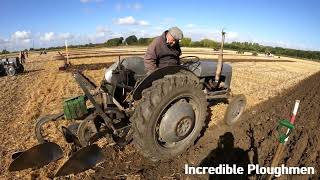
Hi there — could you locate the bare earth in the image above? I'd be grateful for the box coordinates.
[0,47,319,179]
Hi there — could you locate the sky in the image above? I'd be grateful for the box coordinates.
[0,0,319,51]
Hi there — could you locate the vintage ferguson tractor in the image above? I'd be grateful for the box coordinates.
[9,32,246,177]
[0,57,24,76]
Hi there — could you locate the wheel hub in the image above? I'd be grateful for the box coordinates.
[7,66,15,76]
[176,117,193,137]
[159,100,195,143]
[232,100,244,118]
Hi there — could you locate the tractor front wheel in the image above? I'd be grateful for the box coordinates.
[224,94,246,125]
[17,64,24,73]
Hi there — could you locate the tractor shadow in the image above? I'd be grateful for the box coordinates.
[199,125,259,180]
[22,69,45,74]
[0,69,44,77]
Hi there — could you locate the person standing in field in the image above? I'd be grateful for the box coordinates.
[19,51,25,63]
[144,27,183,73]
[25,50,28,59]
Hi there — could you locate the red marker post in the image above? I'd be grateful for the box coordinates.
[267,100,300,180]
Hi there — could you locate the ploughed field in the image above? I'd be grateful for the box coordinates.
[0,47,319,179]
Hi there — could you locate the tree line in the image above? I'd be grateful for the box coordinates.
[224,42,320,60]
[1,35,319,61]
[105,36,320,60]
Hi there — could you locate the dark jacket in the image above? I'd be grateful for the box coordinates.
[144,31,181,72]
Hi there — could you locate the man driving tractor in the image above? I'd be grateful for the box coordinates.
[144,27,183,73]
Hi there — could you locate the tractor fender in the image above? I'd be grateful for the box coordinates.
[132,65,198,100]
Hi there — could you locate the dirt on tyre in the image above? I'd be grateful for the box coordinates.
[131,72,208,161]
[224,94,246,126]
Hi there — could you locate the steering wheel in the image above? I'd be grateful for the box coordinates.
[180,56,201,71]
[180,56,200,64]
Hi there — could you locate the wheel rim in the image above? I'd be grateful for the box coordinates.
[7,67,15,76]
[176,116,193,137]
[154,94,200,149]
[78,119,99,146]
[35,113,64,143]
[231,99,245,121]
[158,99,195,143]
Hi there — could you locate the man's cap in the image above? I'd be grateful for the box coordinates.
[168,27,183,40]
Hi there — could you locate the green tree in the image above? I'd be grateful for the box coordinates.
[125,35,138,45]
[200,39,218,48]
[1,49,10,54]
[105,37,124,46]
[138,37,154,45]
[180,37,192,47]
[190,41,202,47]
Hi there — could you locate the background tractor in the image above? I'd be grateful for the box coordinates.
[0,57,24,76]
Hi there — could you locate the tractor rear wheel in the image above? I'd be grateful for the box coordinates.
[6,65,16,76]
[131,71,207,161]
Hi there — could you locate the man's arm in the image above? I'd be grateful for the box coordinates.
[176,43,182,65]
[144,39,159,72]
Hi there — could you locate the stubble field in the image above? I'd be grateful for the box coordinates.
[0,47,319,179]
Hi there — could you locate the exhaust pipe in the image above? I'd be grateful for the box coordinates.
[214,31,226,86]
